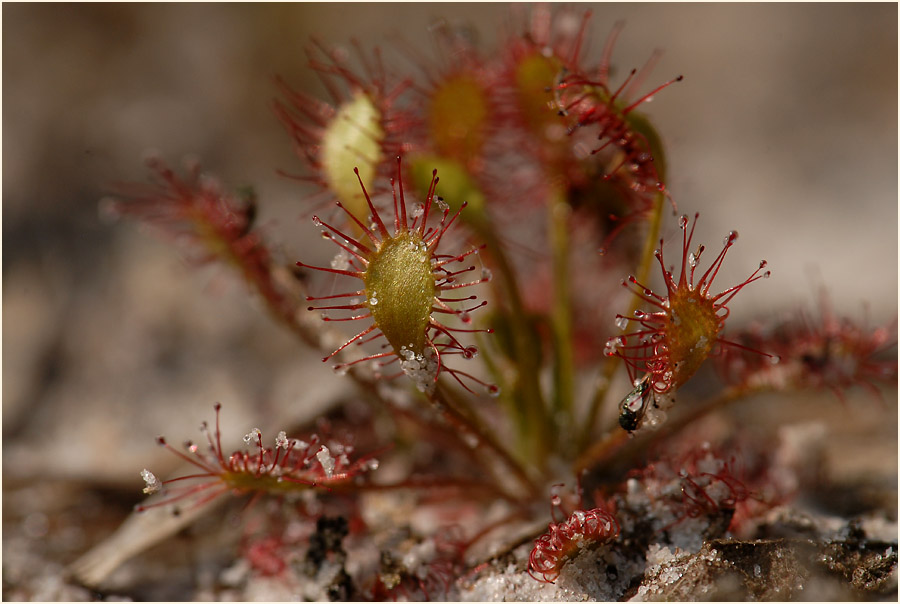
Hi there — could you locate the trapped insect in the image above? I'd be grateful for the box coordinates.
[618,373,654,432]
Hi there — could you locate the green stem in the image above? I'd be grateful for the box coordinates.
[548,184,575,439]
[475,222,551,466]
[577,190,668,452]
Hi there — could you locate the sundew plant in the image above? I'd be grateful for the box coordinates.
[70,5,897,600]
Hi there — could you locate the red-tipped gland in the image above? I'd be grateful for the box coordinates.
[502,10,683,249]
[102,159,288,313]
[297,157,496,396]
[527,506,620,584]
[715,290,897,399]
[273,39,412,221]
[136,405,380,513]
[607,213,773,394]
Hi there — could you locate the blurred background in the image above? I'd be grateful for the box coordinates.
[3,3,897,597]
